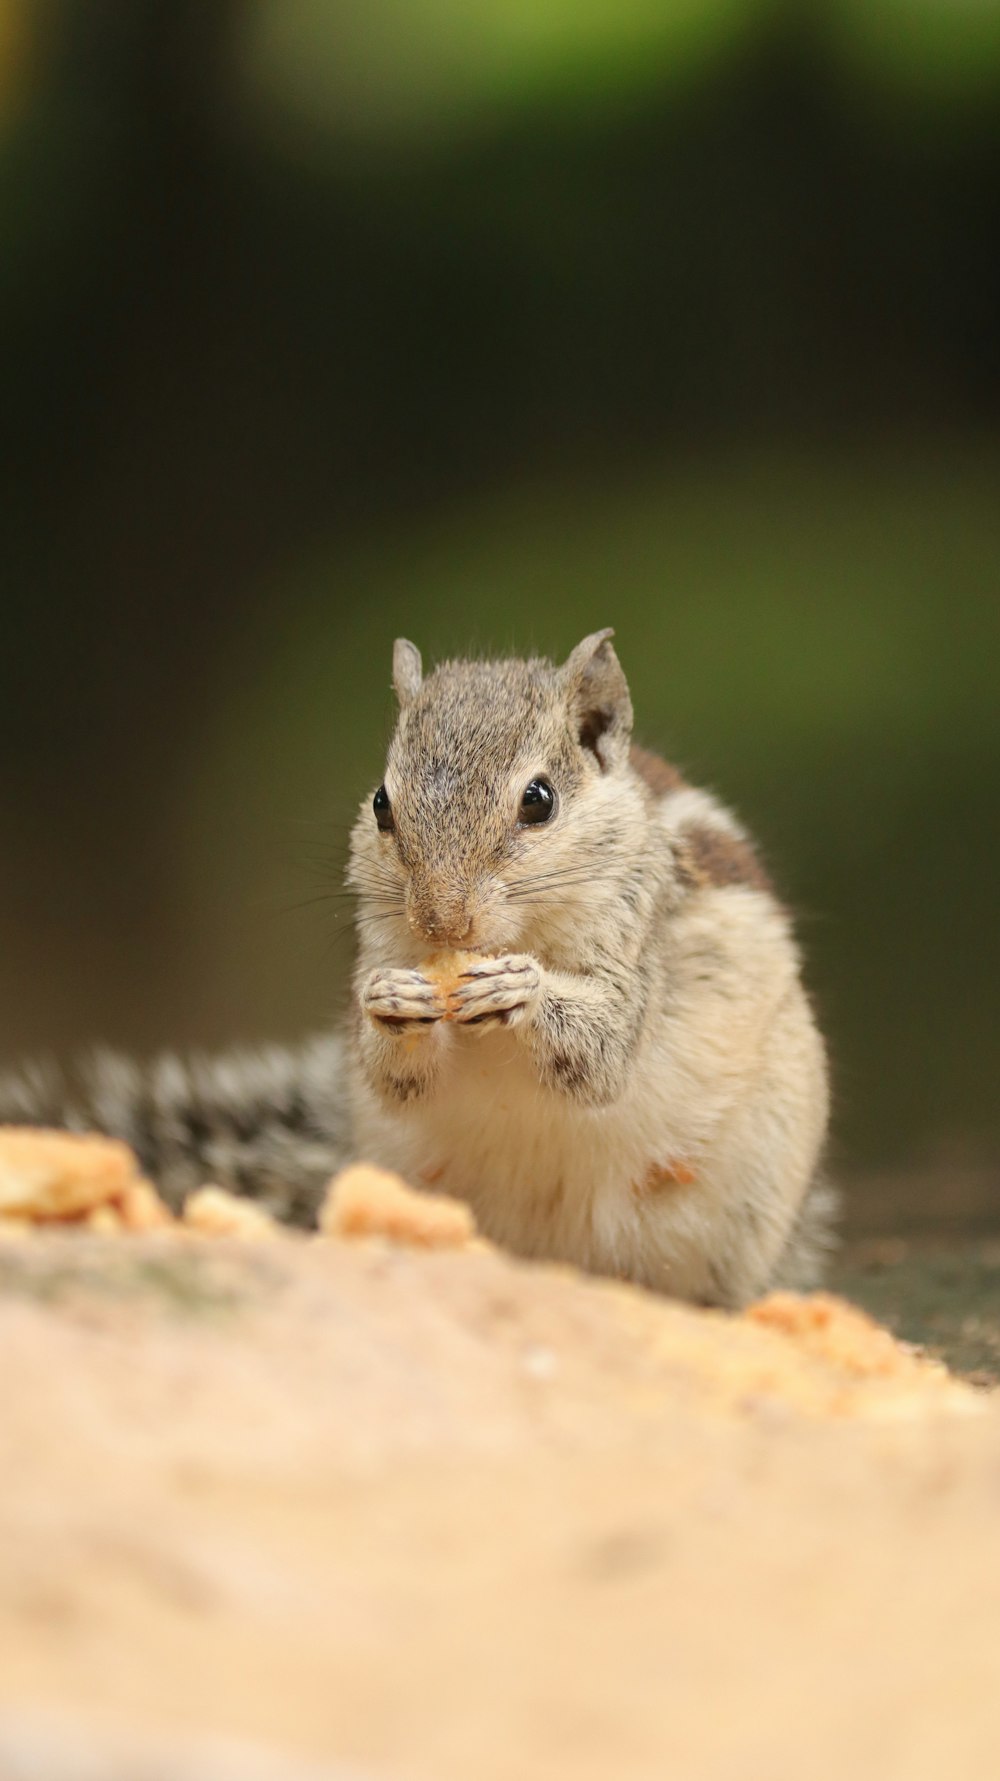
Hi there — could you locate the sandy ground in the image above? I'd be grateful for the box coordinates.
[0,1232,999,1781]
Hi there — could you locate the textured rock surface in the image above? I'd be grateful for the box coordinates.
[0,1233,997,1781]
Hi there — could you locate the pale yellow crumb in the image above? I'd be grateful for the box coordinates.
[420,949,489,1020]
[85,1204,124,1234]
[319,1162,476,1249]
[182,1185,283,1241]
[0,1214,33,1241]
[0,1127,138,1220]
[117,1177,175,1231]
[747,1291,913,1381]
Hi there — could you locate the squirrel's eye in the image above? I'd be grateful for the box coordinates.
[373,784,394,832]
[518,777,556,826]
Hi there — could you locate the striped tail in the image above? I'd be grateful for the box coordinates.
[773,1170,840,1289]
[0,1035,350,1226]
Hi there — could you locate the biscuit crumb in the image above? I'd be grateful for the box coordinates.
[85,1205,124,1234]
[747,1291,918,1380]
[635,1159,699,1195]
[0,1127,137,1220]
[319,1163,476,1249]
[118,1178,175,1231]
[183,1186,283,1241]
[0,1215,33,1241]
[421,951,488,1020]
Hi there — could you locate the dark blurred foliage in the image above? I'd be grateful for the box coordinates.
[0,0,997,1220]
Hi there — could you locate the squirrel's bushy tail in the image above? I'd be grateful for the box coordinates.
[0,1036,350,1225]
[772,1170,840,1290]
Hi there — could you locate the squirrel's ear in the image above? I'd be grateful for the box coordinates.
[392,638,423,706]
[561,628,633,771]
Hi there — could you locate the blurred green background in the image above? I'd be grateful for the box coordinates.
[0,0,997,1232]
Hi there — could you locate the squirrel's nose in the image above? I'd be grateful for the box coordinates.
[408,911,474,947]
[406,888,473,947]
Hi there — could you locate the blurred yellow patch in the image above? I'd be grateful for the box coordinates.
[0,0,33,120]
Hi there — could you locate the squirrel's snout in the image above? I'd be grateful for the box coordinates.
[405,885,475,948]
[407,911,475,947]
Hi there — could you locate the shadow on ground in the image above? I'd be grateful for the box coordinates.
[833,1239,1000,1385]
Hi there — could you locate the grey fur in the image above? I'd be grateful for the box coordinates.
[0,1036,349,1224]
[773,1172,841,1290]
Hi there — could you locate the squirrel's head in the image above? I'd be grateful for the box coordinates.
[348,630,644,954]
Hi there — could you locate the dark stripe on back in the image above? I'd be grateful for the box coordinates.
[630,744,772,894]
[629,744,688,798]
[678,825,773,895]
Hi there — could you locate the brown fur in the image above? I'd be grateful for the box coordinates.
[678,826,773,896]
[629,745,688,799]
[629,745,771,895]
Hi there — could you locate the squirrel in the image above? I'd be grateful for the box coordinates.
[0,631,833,1305]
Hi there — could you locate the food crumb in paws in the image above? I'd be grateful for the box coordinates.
[421,950,488,1020]
[319,1163,476,1249]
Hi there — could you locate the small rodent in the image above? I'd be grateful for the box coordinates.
[346,630,833,1305]
[0,630,833,1304]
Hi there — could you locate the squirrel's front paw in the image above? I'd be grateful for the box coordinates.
[361,967,443,1033]
[448,954,542,1029]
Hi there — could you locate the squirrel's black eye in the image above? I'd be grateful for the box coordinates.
[518,777,556,825]
[373,784,394,832]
